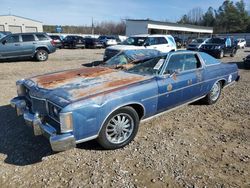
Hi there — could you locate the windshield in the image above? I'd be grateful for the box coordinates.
[126,56,166,75]
[192,38,205,43]
[121,37,147,46]
[105,52,131,66]
[206,38,225,44]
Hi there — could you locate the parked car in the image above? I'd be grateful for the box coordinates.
[62,35,85,49]
[243,54,250,68]
[84,37,103,49]
[174,36,186,48]
[199,37,237,59]
[49,35,63,49]
[0,32,56,61]
[10,50,239,151]
[236,38,246,49]
[186,38,209,51]
[104,34,176,61]
[0,31,11,39]
[98,35,117,47]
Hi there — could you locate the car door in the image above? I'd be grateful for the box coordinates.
[156,54,185,112]
[20,34,36,56]
[0,34,22,58]
[156,52,204,112]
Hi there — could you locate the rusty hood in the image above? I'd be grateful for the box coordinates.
[30,66,149,102]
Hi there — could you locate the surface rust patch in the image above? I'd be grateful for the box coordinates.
[32,67,115,88]
[71,76,146,100]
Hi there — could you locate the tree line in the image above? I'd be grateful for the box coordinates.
[43,20,126,35]
[44,0,249,35]
[178,0,250,33]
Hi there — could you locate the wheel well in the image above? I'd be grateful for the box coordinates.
[36,47,49,53]
[126,104,145,120]
[219,79,226,88]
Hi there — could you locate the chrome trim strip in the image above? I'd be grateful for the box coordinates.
[75,135,98,144]
[141,71,237,102]
[141,95,206,122]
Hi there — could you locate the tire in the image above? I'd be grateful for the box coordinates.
[203,81,222,105]
[36,49,48,61]
[219,50,224,59]
[97,106,139,149]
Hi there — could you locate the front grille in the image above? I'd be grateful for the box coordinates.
[31,97,47,115]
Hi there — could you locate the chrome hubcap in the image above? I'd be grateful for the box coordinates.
[38,51,47,60]
[106,113,134,144]
[210,82,220,101]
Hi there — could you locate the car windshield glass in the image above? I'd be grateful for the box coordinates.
[105,52,131,66]
[122,37,147,46]
[206,38,225,44]
[126,56,166,75]
[192,38,205,43]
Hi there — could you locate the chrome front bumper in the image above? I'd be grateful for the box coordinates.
[10,97,76,152]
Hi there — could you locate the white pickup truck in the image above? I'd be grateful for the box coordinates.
[103,34,176,61]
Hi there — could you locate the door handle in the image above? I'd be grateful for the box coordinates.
[14,44,20,46]
[33,42,37,44]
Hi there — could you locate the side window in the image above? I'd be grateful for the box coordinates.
[6,35,19,43]
[36,34,48,41]
[183,54,201,71]
[164,53,201,74]
[164,54,185,74]
[22,35,35,42]
[157,37,168,44]
[145,37,157,45]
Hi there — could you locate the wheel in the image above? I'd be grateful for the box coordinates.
[97,106,139,149]
[219,50,224,59]
[204,81,222,105]
[36,49,48,61]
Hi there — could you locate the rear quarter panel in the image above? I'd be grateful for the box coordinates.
[203,62,238,93]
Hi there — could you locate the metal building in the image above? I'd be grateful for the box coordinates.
[126,19,213,38]
[0,15,43,33]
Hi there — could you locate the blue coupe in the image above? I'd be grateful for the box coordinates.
[10,50,240,151]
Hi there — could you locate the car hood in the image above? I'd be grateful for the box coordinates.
[29,66,149,103]
[107,45,145,51]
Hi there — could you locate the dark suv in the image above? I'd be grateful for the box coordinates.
[199,37,237,59]
[62,35,85,49]
[0,33,56,61]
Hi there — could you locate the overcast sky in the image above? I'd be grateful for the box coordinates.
[0,0,247,25]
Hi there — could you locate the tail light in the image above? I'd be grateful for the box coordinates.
[50,40,56,46]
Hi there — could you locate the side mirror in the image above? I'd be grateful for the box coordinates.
[2,40,6,45]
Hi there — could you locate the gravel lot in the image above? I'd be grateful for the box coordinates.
[0,48,249,188]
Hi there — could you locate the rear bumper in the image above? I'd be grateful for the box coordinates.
[10,97,76,152]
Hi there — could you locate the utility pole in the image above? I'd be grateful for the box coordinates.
[91,17,94,35]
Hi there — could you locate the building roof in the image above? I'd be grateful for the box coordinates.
[126,19,213,33]
[0,14,42,23]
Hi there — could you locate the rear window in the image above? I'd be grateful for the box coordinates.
[36,34,48,41]
[22,34,35,42]
[199,52,220,65]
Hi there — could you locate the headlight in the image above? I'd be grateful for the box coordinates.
[60,112,73,133]
[16,80,25,96]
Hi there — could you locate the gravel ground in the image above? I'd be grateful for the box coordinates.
[0,48,249,188]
